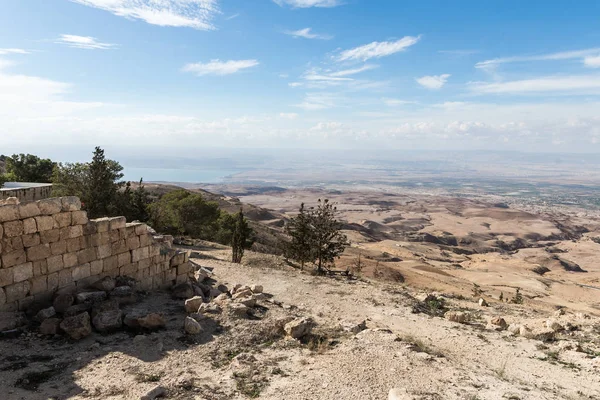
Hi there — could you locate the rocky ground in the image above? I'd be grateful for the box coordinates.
[0,242,599,400]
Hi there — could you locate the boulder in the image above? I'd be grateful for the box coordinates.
[490,317,508,330]
[110,286,137,305]
[340,320,367,334]
[184,316,202,335]
[444,311,469,324]
[519,326,535,339]
[36,307,56,322]
[76,291,107,304]
[115,276,137,288]
[209,288,222,299]
[554,308,566,317]
[91,299,119,318]
[251,285,263,294]
[284,318,314,339]
[532,329,555,342]
[92,310,123,332]
[60,312,92,340]
[93,277,116,292]
[229,284,243,295]
[217,284,229,293]
[0,312,27,332]
[124,311,165,330]
[478,298,489,307]
[546,319,564,332]
[172,283,194,299]
[232,289,252,300]
[193,270,208,282]
[189,313,207,322]
[184,296,205,313]
[227,303,249,319]
[141,386,167,400]
[213,293,230,305]
[63,303,92,317]
[507,324,522,335]
[198,303,222,314]
[53,294,74,314]
[40,318,62,335]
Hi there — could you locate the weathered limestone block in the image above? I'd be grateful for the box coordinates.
[54,212,72,228]
[0,288,4,306]
[134,224,148,235]
[132,246,149,263]
[138,258,151,271]
[18,202,41,219]
[96,244,112,259]
[102,255,118,272]
[112,240,129,255]
[82,221,97,235]
[127,236,140,251]
[50,240,67,256]
[23,218,37,234]
[3,220,24,237]
[177,262,192,276]
[93,218,110,233]
[66,237,81,253]
[47,272,59,292]
[32,260,47,276]
[0,268,14,287]
[118,228,128,240]
[58,268,73,288]
[61,197,81,212]
[63,252,78,268]
[0,204,19,223]
[71,211,88,225]
[40,229,60,244]
[22,233,40,248]
[13,263,34,282]
[27,244,51,262]
[60,312,91,340]
[5,281,30,303]
[30,276,48,295]
[77,248,97,265]
[139,233,151,247]
[170,252,186,267]
[108,217,126,231]
[2,249,27,268]
[60,225,83,240]
[2,237,23,252]
[117,252,131,267]
[38,198,62,215]
[35,215,55,231]
[119,262,138,276]
[47,255,65,274]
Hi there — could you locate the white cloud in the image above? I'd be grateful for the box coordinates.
[584,55,600,68]
[476,48,600,70]
[0,48,30,55]
[56,34,116,50]
[382,98,414,106]
[416,74,450,89]
[438,50,478,56]
[225,13,240,20]
[273,0,342,8]
[469,75,600,95]
[329,64,378,77]
[182,59,259,76]
[337,36,420,62]
[295,93,338,110]
[288,82,303,87]
[69,0,219,30]
[284,28,332,40]
[280,112,299,119]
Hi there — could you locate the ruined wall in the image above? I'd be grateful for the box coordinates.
[0,196,191,312]
[0,184,53,202]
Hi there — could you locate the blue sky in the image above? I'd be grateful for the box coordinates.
[1,0,600,155]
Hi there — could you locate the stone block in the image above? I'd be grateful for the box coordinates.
[32,260,48,276]
[177,262,192,276]
[102,255,118,272]
[3,220,23,237]
[170,252,186,267]
[30,276,48,295]
[5,281,30,303]
[109,230,121,243]
[72,264,91,281]
[111,240,128,254]
[77,248,97,265]
[54,212,72,228]
[58,268,73,288]
[27,244,51,262]
[35,215,55,231]
[38,198,62,215]
[139,233,151,247]
[96,244,112,259]
[71,211,88,225]
[0,268,14,287]
[0,288,4,306]
[63,252,78,268]
[132,247,150,263]
[60,225,83,240]
[22,233,40,248]
[117,252,131,267]
[119,262,138,276]
[0,205,19,222]
[40,228,61,244]
[47,272,59,292]
[127,236,140,251]
[13,263,33,282]
[80,235,93,249]
[93,218,110,233]
[118,228,127,240]
[2,249,27,268]
[108,216,126,231]
[2,237,23,252]
[18,202,41,219]
[166,267,177,282]
[66,237,82,253]
[90,260,103,275]
[134,224,148,235]
[149,245,161,258]
[125,225,137,238]
[82,221,97,235]
[61,196,81,212]
[47,255,64,274]
[18,296,35,311]
[50,240,67,256]
[138,257,151,271]
[23,218,38,234]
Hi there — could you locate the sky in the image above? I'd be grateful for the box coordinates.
[1,0,600,157]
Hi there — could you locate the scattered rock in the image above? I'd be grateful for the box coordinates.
[546,319,564,332]
[519,326,534,339]
[60,312,92,340]
[109,286,136,305]
[213,293,230,305]
[284,317,314,339]
[490,317,508,330]
[63,303,92,318]
[388,388,411,400]
[93,276,116,292]
[140,385,167,400]
[184,316,202,335]
[193,270,208,282]
[208,288,222,299]
[340,320,367,334]
[507,324,522,335]
[39,318,62,335]
[184,296,205,313]
[76,291,107,304]
[227,303,249,319]
[36,307,56,322]
[251,285,263,293]
[172,283,194,299]
[444,311,469,324]
[189,313,206,322]
[235,296,257,308]
[124,312,165,330]
[232,288,253,300]
[554,308,566,317]
[115,276,137,288]
[92,310,123,332]
[53,294,74,314]
[198,303,222,314]
[478,298,489,307]
[533,329,555,342]
[217,284,228,293]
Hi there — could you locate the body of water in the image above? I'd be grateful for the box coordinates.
[123,167,240,184]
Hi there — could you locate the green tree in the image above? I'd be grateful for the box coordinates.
[51,162,89,199]
[231,209,251,263]
[308,199,349,273]
[285,203,313,270]
[5,153,55,183]
[86,147,124,218]
[131,179,150,222]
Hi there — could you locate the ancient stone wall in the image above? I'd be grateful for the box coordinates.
[0,183,53,202]
[0,196,190,312]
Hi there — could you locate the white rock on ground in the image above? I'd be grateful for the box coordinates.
[184,296,205,313]
[184,316,202,335]
[284,317,313,339]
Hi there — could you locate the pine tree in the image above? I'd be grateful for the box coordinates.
[309,199,349,274]
[86,147,124,218]
[285,203,313,270]
[131,178,150,221]
[231,209,249,263]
